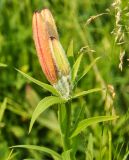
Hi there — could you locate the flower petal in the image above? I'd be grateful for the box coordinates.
[32,12,58,84]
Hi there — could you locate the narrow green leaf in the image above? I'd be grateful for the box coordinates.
[58,104,67,134]
[71,54,83,83]
[0,98,7,122]
[86,133,93,160]
[24,159,35,160]
[67,40,73,58]
[11,145,61,160]
[67,40,74,67]
[7,151,18,160]
[72,88,102,99]
[16,69,59,96]
[6,149,14,160]
[70,116,119,138]
[122,150,129,160]
[77,57,101,82]
[101,147,107,159]
[29,96,67,133]
[62,150,71,160]
[108,130,112,160]
[0,63,7,67]
[70,105,85,135]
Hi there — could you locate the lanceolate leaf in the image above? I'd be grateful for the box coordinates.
[123,150,129,160]
[86,133,93,159]
[6,149,14,160]
[62,150,71,160]
[72,88,102,99]
[0,98,7,122]
[71,53,83,83]
[11,145,61,160]
[29,96,67,133]
[70,115,119,138]
[16,69,59,96]
[67,40,74,67]
[77,57,101,83]
[67,40,73,58]
[0,63,8,67]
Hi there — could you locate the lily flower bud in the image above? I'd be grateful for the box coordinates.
[32,9,72,98]
[32,10,57,84]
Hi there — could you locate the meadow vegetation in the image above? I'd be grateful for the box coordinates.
[0,0,129,159]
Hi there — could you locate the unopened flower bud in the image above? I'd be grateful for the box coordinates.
[32,9,72,98]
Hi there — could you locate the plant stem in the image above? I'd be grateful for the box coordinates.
[108,130,112,160]
[64,101,71,150]
[58,102,71,151]
[58,101,76,160]
[58,103,71,147]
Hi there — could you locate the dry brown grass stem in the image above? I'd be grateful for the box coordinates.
[111,0,127,71]
[86,13,109,25]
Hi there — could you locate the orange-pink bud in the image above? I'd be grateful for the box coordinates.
[32,9,58,84]
[32,9,72,98]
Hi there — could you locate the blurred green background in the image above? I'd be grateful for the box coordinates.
[0,0,129,159]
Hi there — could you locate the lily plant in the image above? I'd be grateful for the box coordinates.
[12,9,118,160]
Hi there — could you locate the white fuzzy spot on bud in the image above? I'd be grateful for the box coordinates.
[53,74,72,99]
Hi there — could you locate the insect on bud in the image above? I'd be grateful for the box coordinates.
[32,9,72,98]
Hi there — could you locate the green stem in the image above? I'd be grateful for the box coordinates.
[58,102,76,160]
[108,130,112,160]
[64,102,71,150]
[58,102,71,151]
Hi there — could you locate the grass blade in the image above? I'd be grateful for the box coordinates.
[16,69,59,96]
[11,145,61,159]
[67,40,74,66]
[77,57,101,82]
[29,96,67,133]
[67,40,73,58]
[0,98,7,122]
[62,150,71,160]
[86,133,93,160]
[0,63,8,67]
[70,115,119,138]
[71,54,83,83]
[122,150,129,160]
[108,130,112,160]
[72,88,102,99]
[6,149,14,160]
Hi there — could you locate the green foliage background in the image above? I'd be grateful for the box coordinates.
[0,0,129,159]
